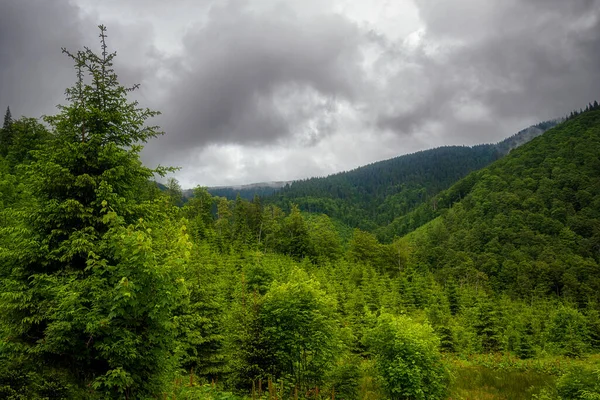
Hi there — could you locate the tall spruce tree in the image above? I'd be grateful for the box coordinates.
[0,26,188,398]
[2,106,11,130]
[0,106,13,156]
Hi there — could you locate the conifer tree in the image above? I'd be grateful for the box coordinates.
[517,322,535,359]
[0,106,13,156]
[2,106,11,130]
[474,296,502,352]
[0,25,188,398]
[446,279,460,315]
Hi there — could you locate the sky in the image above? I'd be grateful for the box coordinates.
[1,0,599,188]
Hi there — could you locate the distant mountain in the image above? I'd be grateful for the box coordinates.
[375,119,561,241]
[211,181,291,190]
[265,120,558,232]
[181,181,291,200]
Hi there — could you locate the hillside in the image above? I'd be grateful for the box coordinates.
[405,110,600,304]
[267,120,557,232]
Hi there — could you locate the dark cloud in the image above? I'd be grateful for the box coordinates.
[143,1,365,161]
[0,0,90,118]
[2,0,600,186]
[0,0,158,121]
[378,0,600,144]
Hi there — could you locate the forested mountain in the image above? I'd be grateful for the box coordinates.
[1,27,599,400]
[406,109,600,304]
[205,182,289,201]
[266,120,558,232]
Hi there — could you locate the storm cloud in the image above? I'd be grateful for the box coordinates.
[1,0,600,186]
[0,0,88,118]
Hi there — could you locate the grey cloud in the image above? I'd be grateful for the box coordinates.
[0,0,159,123]
[3,0,600,187]
[0,0,90,118]
[377,0,600,144]
[143,1,365,161]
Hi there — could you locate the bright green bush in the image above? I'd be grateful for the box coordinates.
[365,313,449,400]
[258,269,340,392]
[556,362,600,400]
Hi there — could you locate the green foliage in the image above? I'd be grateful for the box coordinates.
[365,313,449,400]
[406,111,600,307]
[556,361,600,400]
[0,107,14,157]
[0,26,187,398]
[256,269,339,391]
[546,306,590,357]
[277,204,311,260]
[306,214,342,264]
[270,145,503,233]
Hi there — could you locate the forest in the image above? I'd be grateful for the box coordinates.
[1,27,600,400]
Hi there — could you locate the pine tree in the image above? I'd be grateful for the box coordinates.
[0,106,13,156]
[517,322,535,359]
[2,106,11,130]
[475,296,502,353]
[0,25,187,398]
[446,279,460,315]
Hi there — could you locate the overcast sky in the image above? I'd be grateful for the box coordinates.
[1,0,599,187]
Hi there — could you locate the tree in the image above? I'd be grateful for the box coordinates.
[446,279,461,315]
[474,295,502,353]
[2,107,11,130]
[365,313,449,400]
[165,177,183,206]
[547,306,589,357]
[517,321,535,359]
[3,117,50,167]
[255,269,339,392]
[0,25,187,398]
[307,214,342,264]
[215,197,233,251]
[278,204,311,260]
[348,228,382,266]
[183,186,215,240]
[0,106,13,156]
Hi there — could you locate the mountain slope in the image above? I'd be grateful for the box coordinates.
[405,110,600,304]
[267,120,557,232]
[270,145,500,230]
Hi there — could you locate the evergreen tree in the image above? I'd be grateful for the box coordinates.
[3,117,50,167]
[183,186,215,241]
[278,204,311,259]
[2,106,11,131]
[446,279,461,315]
[517,322,535,359]
[165,177,183,206]
[0,106,13,156]
[0,26,187,398]
[474,296,502,352]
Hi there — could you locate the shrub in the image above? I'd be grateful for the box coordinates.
[365,313,449,400]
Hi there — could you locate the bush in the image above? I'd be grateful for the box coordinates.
[365,313,449,400]
[556,362,600,400]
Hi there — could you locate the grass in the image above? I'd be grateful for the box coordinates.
[166,354,600,399]
[448,366,556,400]
[447,353,600,400]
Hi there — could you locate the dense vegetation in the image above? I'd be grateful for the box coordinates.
[263,120,557,237]
[0,28,599,400]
